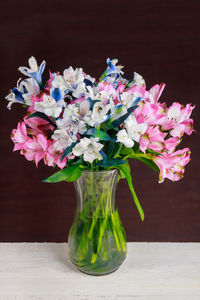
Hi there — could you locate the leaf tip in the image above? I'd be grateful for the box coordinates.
[42,179,49,183]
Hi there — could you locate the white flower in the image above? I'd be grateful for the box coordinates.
[63,66,86,98]
[51,74,66,89]
[125,115,147,142]
[56,102,89,134]
[22,78,40,105]
[34,94,65,118]
[133,72,145,87]
[18,56,46,84]
[6,78,40,109]
[116,129,134,148]
[89,102,111,126]
[52,128,77,151]
[110,104,127,120]
[72,137,103,163]
[120,91,141,109]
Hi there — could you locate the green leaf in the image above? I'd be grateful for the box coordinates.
[107,141,116,159]
[120,146,135,156]
[121,152,160,173]
[61,142,77,162]
[113,143,123,158]
[84,128,113,141]
[116,162,144,221]
[96,159,126,167]
[43,164,80,183]
[108,103,139,129]
[26,112,56,127]
[133,156,160,173]
[146,149,162,156]
[65,165,86,182]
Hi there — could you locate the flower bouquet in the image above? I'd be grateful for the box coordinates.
[6,57,194,275]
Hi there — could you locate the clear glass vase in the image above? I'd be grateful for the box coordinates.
[68,169,127,276]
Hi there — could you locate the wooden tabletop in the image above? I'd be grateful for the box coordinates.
[0,243,200,299]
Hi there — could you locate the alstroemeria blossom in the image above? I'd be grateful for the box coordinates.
[11,121,30,151]
[117,129,134,148]
[34,94,65,118]
[158,102,195,137]
[139,126,167,153]
[63,66,86,98]
[22,134,50,166]
[6,78,40,109]
[127,72,146,88]
[72,137,103,163]
[153,148,191,183]
[52,128,77,151]
[44,141,67,169]
[18,56,46,85]
[134,100,166,125]
[125,115,147,143]
[147,83,166,104]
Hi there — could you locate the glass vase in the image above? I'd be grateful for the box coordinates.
[68,169,127,276]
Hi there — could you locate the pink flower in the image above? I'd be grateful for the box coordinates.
[27,94,44,113]
[147,83,166,103]
[70,96,85,104]
[126,85,146,98]
[139,126,167,153]
[44,141,74,169]
[134,100,166,125]
[21,134,50,166]
[24,115,54,136]
[11,122,30,151]
[45,71,55,91]
[117,83,126,94]
[164,137,180,154]
[97,81,118,100]
[158,102,195,137]
[152,148,191,183]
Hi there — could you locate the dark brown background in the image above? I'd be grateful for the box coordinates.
[0,0,199,242]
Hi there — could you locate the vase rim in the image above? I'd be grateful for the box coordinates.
[81,169,119,174]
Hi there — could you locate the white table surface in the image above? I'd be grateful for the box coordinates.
[0,243,199,300]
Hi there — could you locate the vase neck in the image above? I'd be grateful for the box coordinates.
[74,170,119,217]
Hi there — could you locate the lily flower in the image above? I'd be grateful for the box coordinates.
[134,100,166,125]
[72,137,103,163]
[116,129,134,148]
[56,102,88,134]
[63,66,86,98]
[21,134,50,166]
[120,91,141,109]
[6,78,40,109]
[99,58,124,83]
[11,121,30,151]
[44,141,68,169]
[152,148,191,183]
[127,72,146,88]
[158,102,195,137]
[34,94,65,118]
[18,56,46,86]
[52,128,78,151]
[125,115,147,143]
[90,101,112,126]
[139,125,167,153]
[148,83,166,103]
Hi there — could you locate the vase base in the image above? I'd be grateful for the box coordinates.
[76,265,121,276]
[70,252,126,276]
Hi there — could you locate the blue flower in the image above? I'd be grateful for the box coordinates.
[18,56,46,86]
[99,58,124,83]
[6,78,40,109]
[50,87,63,102]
